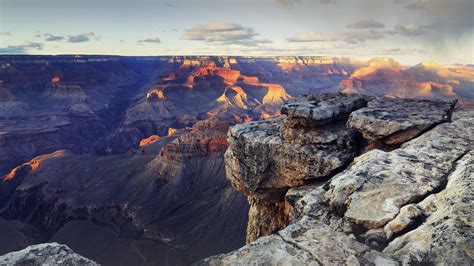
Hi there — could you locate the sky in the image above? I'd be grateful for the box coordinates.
[0,0,473,65]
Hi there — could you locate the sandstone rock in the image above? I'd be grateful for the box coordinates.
[325,110,473,229]
[226,117,356,201]
[0,243,97,265]
[225,93,371,243]
[201,216,398,265]
[213,91,473,264]
[347,97,457,145]
[199,235,316,265]
[383,151,474,265]
[246,196,288,243]
[281,93,371,127]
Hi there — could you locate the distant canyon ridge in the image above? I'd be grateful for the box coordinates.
[0,55,473,265]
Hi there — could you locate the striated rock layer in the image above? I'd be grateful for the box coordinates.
[205,93,473,264]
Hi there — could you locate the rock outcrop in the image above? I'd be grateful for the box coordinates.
[0,243,97,265]
[225,93,371,242]
[347,97,456,145]
[205,93,473,265]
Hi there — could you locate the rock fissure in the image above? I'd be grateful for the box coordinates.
[275,232,323,265]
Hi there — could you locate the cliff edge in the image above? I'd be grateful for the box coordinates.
[201,93,472,265]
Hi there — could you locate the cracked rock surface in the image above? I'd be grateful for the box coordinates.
[203,93,473,265]
[0,243,97,265]
[347,97,457,145]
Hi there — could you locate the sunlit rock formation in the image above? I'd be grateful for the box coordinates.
[203,93,473,265]
[225,93,371,242]
[347,97,456,145]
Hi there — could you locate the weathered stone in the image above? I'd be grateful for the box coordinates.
[347,97,456,145]
[281,92,371,127]
[226,117,356,201]
[200,216,398,265]
[281,120,359,148]
[325,110,473,229]
[0,243,97,265]
[384,151,474,265]
[384,203,423,239]
[246,196,288,243]
[199,235,316,265]
[216,92,473,265]
[285,184,321,210]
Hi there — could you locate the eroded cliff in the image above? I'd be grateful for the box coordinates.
[202,93,472,265]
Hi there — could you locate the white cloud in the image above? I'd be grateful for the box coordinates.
[347,19,385,29]
[138,36,161,43]
[67,32,99,43]
[0,41,43,54]
[181,22,262,45]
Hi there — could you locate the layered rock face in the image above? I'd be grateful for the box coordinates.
[225,93,372,242]
[0,243,97,265]
[207,93,473,264]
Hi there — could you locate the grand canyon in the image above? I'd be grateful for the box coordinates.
[0,55,473,265]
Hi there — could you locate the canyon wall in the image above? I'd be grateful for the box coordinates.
[203,93,472,265]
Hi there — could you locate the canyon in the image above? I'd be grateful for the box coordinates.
[0,55,473,265]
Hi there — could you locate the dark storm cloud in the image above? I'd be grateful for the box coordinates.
[399,0,473,38]
[67,32,99,43]
[347,20,385,29]
[0,41,43,54]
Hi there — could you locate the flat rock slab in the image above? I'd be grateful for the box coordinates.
[325,111,474,229]
[347,98,456,145]
[383,151,474,265]
[281,93,371,127]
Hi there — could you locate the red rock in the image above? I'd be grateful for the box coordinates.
[139,135,160,147]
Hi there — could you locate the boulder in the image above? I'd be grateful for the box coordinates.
[281,93,371,127]
[383,150,474,265]
[347,97,457,145]
[325,111,473,229]
[200,217,397,265]
[0,243,97,265]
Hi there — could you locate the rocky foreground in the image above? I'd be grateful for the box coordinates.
[201,93,473,265]
[0,243,97,265]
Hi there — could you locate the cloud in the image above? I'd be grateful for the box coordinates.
[45,33,65,41]
[346,19,385,29]
[275,0,335,6]
[343,30,384,43]
[287,30,384,44]
[138,36,161,43]
[286,32,339,42]
[67,32,99,43]
[387,24,428,36]
[0,41,43,54]
[383,48,424,55]
[0,32,12,36]
[181,22,260,45]
[400,0,473,39]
